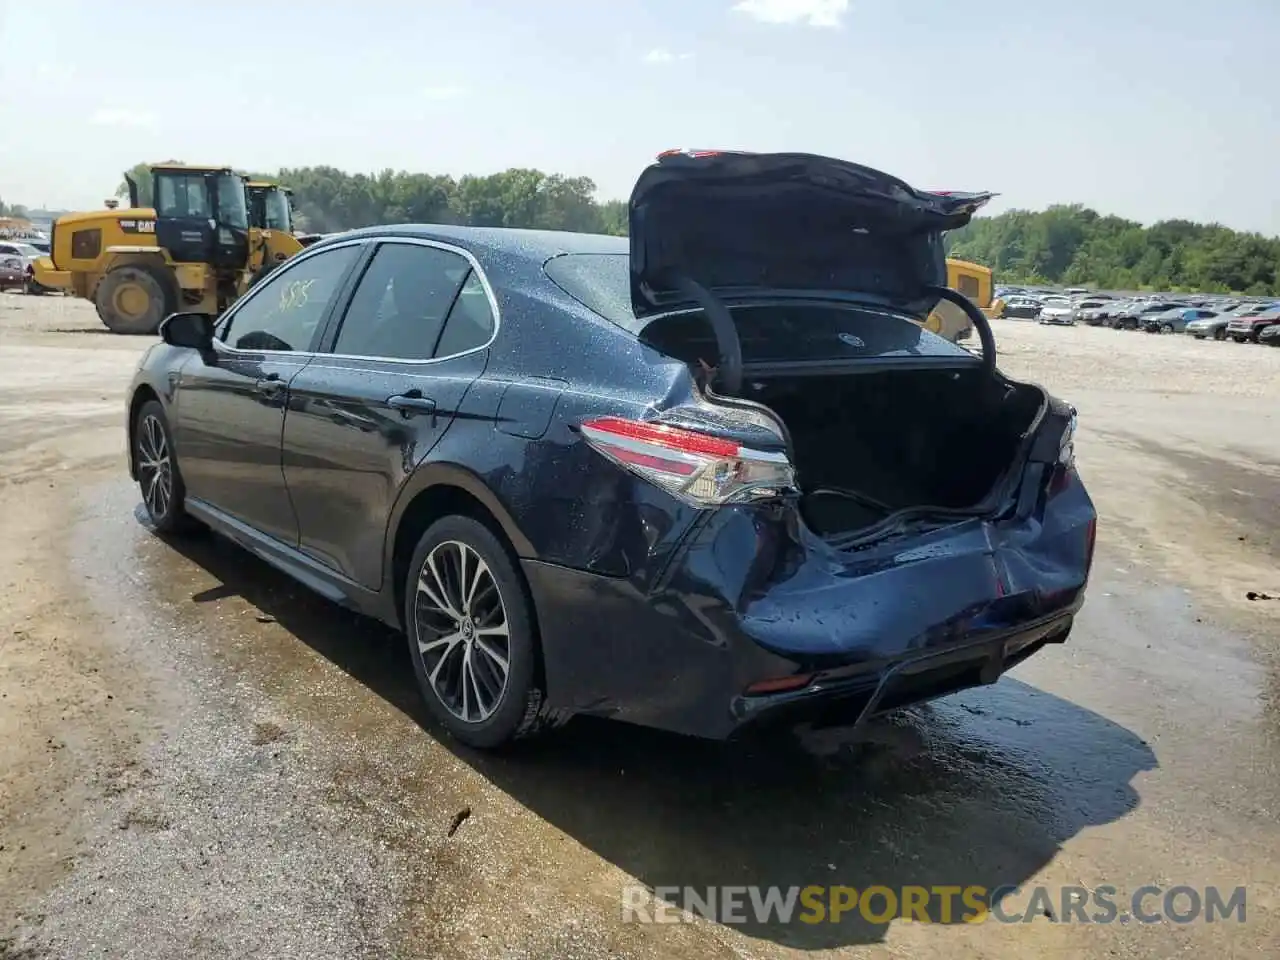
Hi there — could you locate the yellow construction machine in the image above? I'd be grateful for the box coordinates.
[246,180,325,253]
[32,163,305,334]
[924,258,1002,342]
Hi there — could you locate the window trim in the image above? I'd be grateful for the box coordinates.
[214,235,501,364]
[214,237,375,356]
[320,236,501,365]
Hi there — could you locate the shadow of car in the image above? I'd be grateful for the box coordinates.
[152,515,1157,950]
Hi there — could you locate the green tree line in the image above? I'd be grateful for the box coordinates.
[114,164,1280,294]
[118,162,628,237]
[945,204,1280,295]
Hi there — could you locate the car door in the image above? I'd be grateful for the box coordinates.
[281,238,496,589]
[173,240,366,545]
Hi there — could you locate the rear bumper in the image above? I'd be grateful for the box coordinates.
[728,610,1074,735]
[524,470,1096,740]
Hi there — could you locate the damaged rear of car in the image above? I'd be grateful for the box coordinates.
[534,150,1096,740]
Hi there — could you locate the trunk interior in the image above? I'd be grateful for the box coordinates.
[638,300,1048,538]
[742,369,1045,535]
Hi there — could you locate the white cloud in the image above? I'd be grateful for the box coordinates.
[89,108,157,128]
[421,85,466,101]
[731,0,849,27]
[643,47,694,64]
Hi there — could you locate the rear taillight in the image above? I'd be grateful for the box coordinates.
[1057,412,1077,471]
[1048,412,1078,496]
[744,673,815,696]
[580,415,796,507]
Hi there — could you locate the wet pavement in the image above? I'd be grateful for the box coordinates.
[2,303,1279,958]
[4,477,1268,958]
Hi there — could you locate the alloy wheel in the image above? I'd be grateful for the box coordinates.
[414,540,511,724]
[137,414,173,519]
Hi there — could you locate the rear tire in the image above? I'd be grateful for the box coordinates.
[1213,328,1226,341]
[403,515,543,750]
[133,399,194,534]
[1232,336,1247,343]
[96,266,173,335]
[1160,323,1174,334]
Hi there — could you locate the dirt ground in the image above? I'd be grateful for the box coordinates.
[1,292,1277,959]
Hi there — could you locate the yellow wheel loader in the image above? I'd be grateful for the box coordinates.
[245,180,321,246]
[924,258,1002,343]
[31,164,304,335]
[243,179,311,286]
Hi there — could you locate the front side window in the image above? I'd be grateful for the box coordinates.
[957,273,981,298]
[331,243,473,361]
[219,244,362,352]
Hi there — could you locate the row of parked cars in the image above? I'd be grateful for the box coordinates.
[0,235,54,295]
[995,288,1280,346]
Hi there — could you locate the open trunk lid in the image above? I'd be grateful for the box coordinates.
[628,150,994,321]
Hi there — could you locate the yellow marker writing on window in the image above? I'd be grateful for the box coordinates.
[278,278,317,312]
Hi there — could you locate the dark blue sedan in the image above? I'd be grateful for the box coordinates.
[125,150,1097,749]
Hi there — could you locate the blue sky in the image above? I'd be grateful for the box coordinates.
[2,0,1278,234]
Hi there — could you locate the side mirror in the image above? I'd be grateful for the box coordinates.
[159,311,216,355]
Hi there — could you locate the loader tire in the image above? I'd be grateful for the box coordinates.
[96,266,174,335]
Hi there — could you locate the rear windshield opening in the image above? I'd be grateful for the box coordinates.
[543,252,976,367]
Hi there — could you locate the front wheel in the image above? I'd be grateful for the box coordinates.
[133,399,192,533]
[404,516,543,749]
[96,266,173,335]
[1213,328,1226,341]
[1232,336,1247,343]
[1161,323,1174,334]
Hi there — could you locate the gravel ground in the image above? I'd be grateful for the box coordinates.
[0,293,1277,959]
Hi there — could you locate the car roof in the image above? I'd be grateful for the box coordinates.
[312,224,628,264]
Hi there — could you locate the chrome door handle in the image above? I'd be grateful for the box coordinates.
[386,391,436,419]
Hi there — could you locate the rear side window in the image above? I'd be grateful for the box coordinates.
[332,243,471,361]
[434,271,495,356]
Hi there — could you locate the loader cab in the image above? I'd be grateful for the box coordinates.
[246,181,295,233]
[134,164,249,269]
